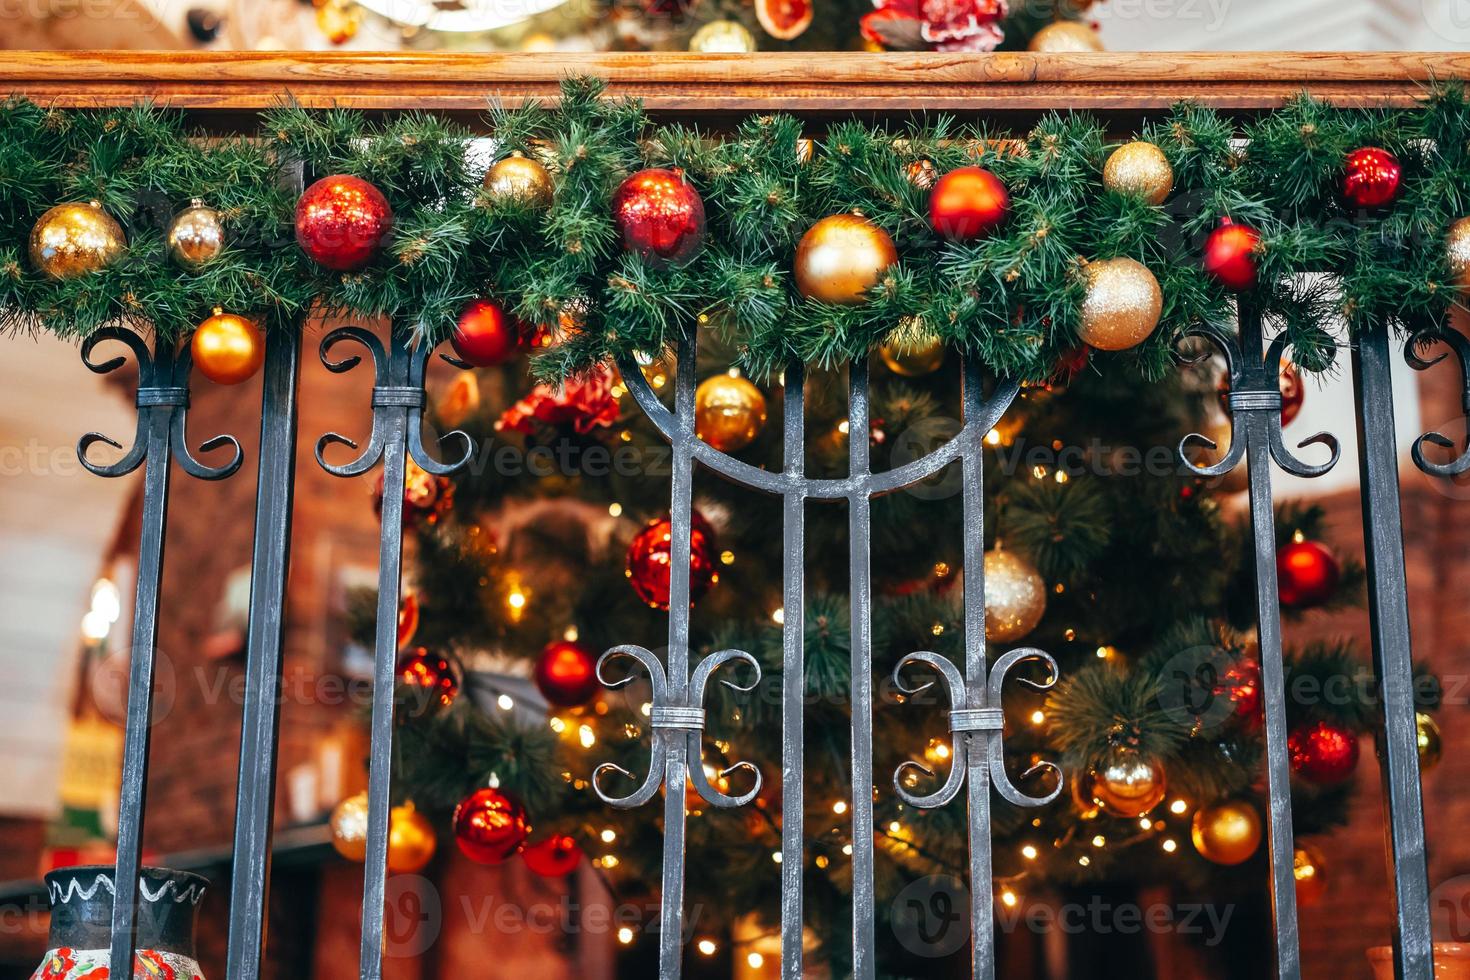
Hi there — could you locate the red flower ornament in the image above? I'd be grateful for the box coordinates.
[496,363,620,435]
[860,0,1007,51]
[134,950,176,980]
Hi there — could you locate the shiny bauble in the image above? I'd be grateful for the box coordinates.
[167,199,225,268]
[626,511,718,611]
[1293,842,1328,907]
[879,333,945,376]
[453,788,530,865]
[755,0,812,40]
[794,214,898,305]
[1103,141,1174,206]
[534,640,600,707]
[1202,218,1261,292]
[694,374,768,452]
[1028,21,1105,51]
[1288,719,1360,784]
[397,592,420,649]
[330,792,370,862]
[29,202,126,279]
[1218,656,1263,732]
[611,168,706,267]
[522,834,582,877]
[483,152,554,209]
[295,174,393,271]
[1190,799,1262,865]
[315,0,360,44]
[396,647,459,711]
[1416,711,1443,772]
[1070,771,1101,820]
[928,166,1009,242]
[1277,539,1340,609]
[1446,217,1470,293]
[1089,748,1167,818]
[191,311,265,386]
[387,803,438,874]
[1343,147,1402,209]
[905,159,938,190]
[983,549,1046,644]
[452,298,521,367]
[1218,356,1305,428]
[689,19,757,51]
[1078,257,1162,351]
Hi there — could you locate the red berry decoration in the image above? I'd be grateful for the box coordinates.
[1289,720,1360,784]
[452,298,521,367]
[1277,538,1341,609]
[535,640,600,707]
[626,510,718,611]
[928,166,1009,242]
[396,648,459,710]
[1202,218,1261,292]
[452,788,529,864]
[1343,147,1402,210]
[610,168,706,267]
[521,834,582,877]
[295,174,393,271]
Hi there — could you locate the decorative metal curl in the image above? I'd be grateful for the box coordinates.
[892,648,1062,810]
[1177,324,1340,480]
[592,644,763,809]
[1404,326,1470,477]
[315,325,475,479]
[77,327,242,481]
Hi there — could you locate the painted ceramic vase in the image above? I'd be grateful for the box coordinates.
[32,866,208,980]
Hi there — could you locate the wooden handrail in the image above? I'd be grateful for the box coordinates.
[0,51,1465,125]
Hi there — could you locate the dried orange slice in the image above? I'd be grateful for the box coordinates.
[756,0,814,40]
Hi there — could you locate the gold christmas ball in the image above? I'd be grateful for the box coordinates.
[1078,257,1163,352]
[695,373,768,452]
[1103,142,1174,206]
[983,548,1046,644]
[191,310,265,386]
[387,803,438,874]
[1416,711,1442,772]
[1190,798,1262,865]
[689,20,757,52]
[1293,842,1328,907]
[29,201,126,280]
[483,152,554,209]
[330,792,370,862]
[167,198,225,268]
[1071,771,1101,820]
[1028,21,1105,51]
[879,330,945,377]
[1446,217,1470,292]
[1089,748,1167,818]
[795,214,898,305]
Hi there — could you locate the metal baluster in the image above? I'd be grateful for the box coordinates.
[75,329,243,978]
[226,332,302,979]
[847,358,877,980]
[1353,316,1433,979]
[780,361,806,980]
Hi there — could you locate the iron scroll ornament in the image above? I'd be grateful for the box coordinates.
[1404,325,1470,477]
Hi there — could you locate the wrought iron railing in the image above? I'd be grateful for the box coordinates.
[3,50,1465,980]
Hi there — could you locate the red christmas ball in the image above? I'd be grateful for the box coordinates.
[1343,147,1402,209]
[1202,218,1261,292]
[535,640,600,707]
[1218,657,1263,732]
[396,648,459,710]
[295,174,393,271]
[928,166,1009,242]
[626,510,718,610]
[452,788,529,864]
[452,298,520,367]
[611,168,706,267]
[521,834,582,877]
[1289,719,1360,784]
[1277,539,1340,609]
[1218,356,1306,428]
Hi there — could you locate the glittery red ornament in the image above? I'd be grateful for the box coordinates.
[1277,539,1340,609]
[295,174,393,271]
[1343,147,1402,210]
[1219,356,1305,427]
[452,788,529,864]
[534,640,600,707]
[452,299,521,367]
[928,166,1009,241]
[611,168,706,267]
[1289,719,1360,783]
[1202,218,1261,292]
[626,510,718,610]
[396,648,458,710]
[1218,657,1262,732]
[521,834,582,877]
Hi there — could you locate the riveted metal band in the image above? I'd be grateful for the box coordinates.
[372,386,426,409]
[1229,390,1282,413]
[651,706,706,731]
[949,708,1004,732]
[138,387,189,408]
